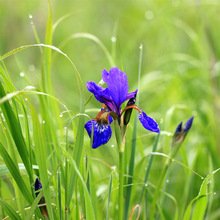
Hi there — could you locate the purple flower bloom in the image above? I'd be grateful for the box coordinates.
[85,67,160,148]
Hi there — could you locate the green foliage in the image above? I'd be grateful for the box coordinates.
[1,0,220,219]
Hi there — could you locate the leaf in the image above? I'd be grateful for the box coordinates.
[0,143,42,218]
[183,168,220,220]
[0,81,33,181]
[26,191,44,219]
[62,148,96,220]
[30,103,54,219]
[0,198,22,220]
[106,174,112,220]
[192,168,220,220]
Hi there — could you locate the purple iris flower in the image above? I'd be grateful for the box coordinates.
[85,67,160,149]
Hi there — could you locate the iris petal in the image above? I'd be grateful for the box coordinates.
[85,120,112,149]
[139,111,160,133]
[126,89,138,101]
[102,67,129,114]
[86,81,117,112]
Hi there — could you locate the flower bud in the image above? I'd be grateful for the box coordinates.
[123,95,136,126]
[171,116,194,157]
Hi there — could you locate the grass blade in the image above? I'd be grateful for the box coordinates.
[26,191,44,219]
[0,81,33,182]
[192,168,220,220]
[106,174,113,220]
[124,44,143,220]
[63,148,96,220]
[30,102,54,219]
[0,143,42,218]
[0,198,22,220]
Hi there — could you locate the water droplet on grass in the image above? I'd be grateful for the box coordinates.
[166,179,169,183]
[145,183,148,187]
[29,14,33,19]
[111,36,116,42]
[59,114,63,117]
[214,192,216,195]
[20,72,25,77]
[111,144,114,148]
[111,166,116,171]
[42,120,45,124]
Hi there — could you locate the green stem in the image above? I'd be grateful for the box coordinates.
[114,120,124,220]
[119,151,124,220]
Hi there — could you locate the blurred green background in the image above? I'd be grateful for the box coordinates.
[1,0,220,219]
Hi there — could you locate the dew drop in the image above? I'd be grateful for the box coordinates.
[111,36,116,42]
[201,177,204,180]
[20,72,25,77]
[139,45,143,49]
[111,144,114,148]
[166,179,169,183]
[42,120,45,124]
[214,192,216,195]
[111,166,116,171]
[172,159,174,162]
[145,11,154,20]
[59,114,63,118]
[29,14,33,19]
[145,183,148,187]
[25,98,28,101]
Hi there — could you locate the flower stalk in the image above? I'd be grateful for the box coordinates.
[114,120,125,219]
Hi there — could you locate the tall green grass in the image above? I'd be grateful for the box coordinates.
[1,0,220,219]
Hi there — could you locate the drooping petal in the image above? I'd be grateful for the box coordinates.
[138,111,160,133]
[102,67,129,112]
[85,120,112,149]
